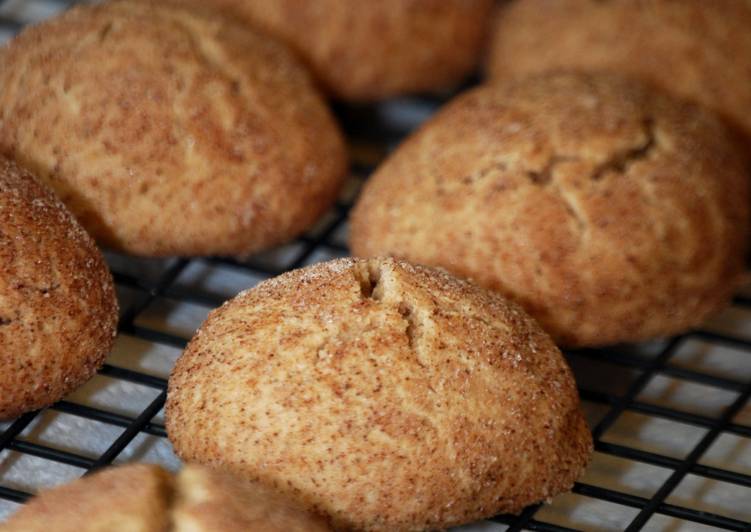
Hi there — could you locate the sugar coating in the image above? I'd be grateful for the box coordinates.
[0,0,347,257]
[156,0,495,101]
[0,157,118,420]
[166,257,592,531]
[350,72,750,347]
[2,463,330,531]
[487,0,751,144]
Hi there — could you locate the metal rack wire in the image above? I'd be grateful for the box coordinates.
[1,1,750,530]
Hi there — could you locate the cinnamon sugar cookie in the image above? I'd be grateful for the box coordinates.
[166,257,591,531]
[487,0,751,144]
[160,0,494,101]
[2,464,330,531]
[0,1,347,256]
[0,157,117,419]
[351,73,749,347]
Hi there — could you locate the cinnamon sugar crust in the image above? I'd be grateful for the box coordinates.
[487,0,751,145]
[0,157,118,420]
[166,257,592,531]
[350,72,750,347]
[2,464,330,531]
[156,0,494,101]
[0,1,347,256]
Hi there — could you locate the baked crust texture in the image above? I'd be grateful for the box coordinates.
[0,157,118,420]
[487,0,751,144]
[350,72,750,347]
[160,0,494,101]
[0,0,347,256]
[166,257,592,531]
[1,463,330,531]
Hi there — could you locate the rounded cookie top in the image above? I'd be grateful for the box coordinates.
[0,157,118,420]
[487,0,751,144]
[166,257,591,531]
[350,72,749,347]
[160,0,494,101]
[0,0,347,256]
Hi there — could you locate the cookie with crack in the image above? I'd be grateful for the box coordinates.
[2,463,331,531]
[0,0,347,257]
[350,72,749,347]
[486,0,751,145]
[166,257,592,531]
[0,157,118,420]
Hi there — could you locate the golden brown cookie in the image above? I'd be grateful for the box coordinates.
[350,72,749,347]
[173,464,331,531]
[1,465,172,532]
[0,158,118,420]
[0,1,347,257]
[166,257,592,531]
[157,0,494,101]
[1,464,330,532]
[487,0,751,144]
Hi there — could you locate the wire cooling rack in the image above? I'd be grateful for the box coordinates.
[1,1,751,530]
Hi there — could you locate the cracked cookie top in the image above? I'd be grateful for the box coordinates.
[0,157,118,420]
[0,0,347,257]
[166,257,592,531]
[350,72,750,348]
[2,463,331,531]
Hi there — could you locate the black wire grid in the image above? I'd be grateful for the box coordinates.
[1,1,751,530]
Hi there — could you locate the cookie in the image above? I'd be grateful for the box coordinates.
[1,465,171,532]
[2,464,330,531]
[350,72,749,347]
[0,157,118,420]
[173,464,331,531]
[166,257,592,531]
[0,0,347,256]
[487,0,751,144]
[159,0,494,101]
